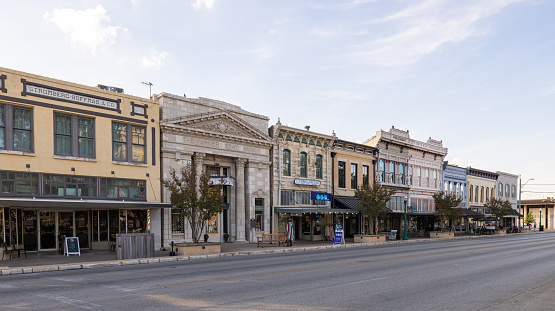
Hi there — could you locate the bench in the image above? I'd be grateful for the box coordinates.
[257,233,286,247]
[2,243,26,260]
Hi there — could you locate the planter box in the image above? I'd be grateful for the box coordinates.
[494,230,507,235]
[521,229,531,233]
[429,231,454,239]
[353,235,386,243]
[175,243,221,256]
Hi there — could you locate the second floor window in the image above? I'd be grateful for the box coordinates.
[408,165,413,185]
[390,161,395,184]
[55,114,95,157]
[362,165,369,186]
[338,161,345,188]
[0,104,33,152]
[498,183,503,197]
[112,122,145,163]
[379,160,385,182]
[315,154,322,179]
[351,163,357,190]
[0,105,4,149]
[300,152,307,178]
[283,149,291,176]
[399,164,404,185]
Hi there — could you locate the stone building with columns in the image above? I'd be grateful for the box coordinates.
[158,94,272,245]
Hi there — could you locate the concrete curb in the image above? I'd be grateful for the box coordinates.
[0,232,543,276]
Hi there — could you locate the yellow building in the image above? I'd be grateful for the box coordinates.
[0,67,168,252]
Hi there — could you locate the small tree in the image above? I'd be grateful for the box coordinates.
[163,163,224,243]
[354,182,396,235]
[433,192,462,232]
[524,211,535,226]
[484,198,514,229]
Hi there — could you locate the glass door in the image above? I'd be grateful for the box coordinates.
[75,211,89,249]
[22,210,37,251]
[40,211,56,250]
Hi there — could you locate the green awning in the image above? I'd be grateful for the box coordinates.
[274,207,355,214]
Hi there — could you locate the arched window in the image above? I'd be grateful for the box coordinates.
[399,164,405,185]
[390,161,396,183]
[512,185,516,198]
[498,183,503,197]
[379,160,385,182]
[300,152,307,178]
[486,187,489,202]
[469,185,473,202]
[283,149,291,176]
[315,154,322,179]
[505,184,510,197]
[491,188,494,200]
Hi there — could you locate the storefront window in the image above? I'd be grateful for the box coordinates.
[99,210,108,241]
[255,198,264,231]
[172,208,184,233]
[126,210,148,233]
[109,209,119,241]
[100,178,146,200]
[0,171,39,196]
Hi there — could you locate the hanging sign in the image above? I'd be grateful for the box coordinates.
[65,237,81,256]
[333,224,344,245]
[310,192,332,201]
[294,179,321,186]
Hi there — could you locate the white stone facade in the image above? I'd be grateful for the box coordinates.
[158,93,272,245]
[496,171,518,210]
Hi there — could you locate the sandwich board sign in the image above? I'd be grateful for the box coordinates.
[65,237,81,256]
[333,224,344,245]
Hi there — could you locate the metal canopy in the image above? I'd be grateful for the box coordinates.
[275,207,355,214]
[0,197,172,210]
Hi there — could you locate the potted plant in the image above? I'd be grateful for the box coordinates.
[204,233,209,243]
[223,233,229,242]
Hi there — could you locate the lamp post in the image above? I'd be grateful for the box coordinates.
[403,195,408,240]
[539,207,542,231]
[518,175,534,229]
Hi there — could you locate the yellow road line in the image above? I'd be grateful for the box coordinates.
[154,238,555,289]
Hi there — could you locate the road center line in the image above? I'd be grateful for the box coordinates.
[154,238,555,289]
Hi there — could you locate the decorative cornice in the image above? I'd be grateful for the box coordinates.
[160,124,274,147]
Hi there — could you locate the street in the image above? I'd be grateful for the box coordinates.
[1,234,555,310]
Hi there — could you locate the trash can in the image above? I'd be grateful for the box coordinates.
[540,225,544,232]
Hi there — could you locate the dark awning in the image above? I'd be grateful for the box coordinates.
[333,196,360,210]
[274,207,354,214]
[0,198,172,210]
[504,210,523,217]
[460,208,485,217]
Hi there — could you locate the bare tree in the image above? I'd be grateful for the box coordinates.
[163,163,224,243]
[354,182,396,235]
[433,192,462,232]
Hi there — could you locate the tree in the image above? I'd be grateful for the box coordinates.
[354,182,396,235]
[524,211,535,226]
[163,163,225,243]
[433,192,463,232]
[484,198,514,229]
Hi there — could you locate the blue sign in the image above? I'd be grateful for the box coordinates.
[311,192,332,201]
[333,224,343,245]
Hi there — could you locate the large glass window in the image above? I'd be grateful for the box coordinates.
[399,164,405,185]
[99,178,146,200]
[315,155,323,179]
[280,190,294,205]
[379,160,385,182]
[112,122,146,163]
[13,106,32,151]
[0,171,39,195]
[351,163,358,189]
[55,114,95,157]
[362,165,369,186]
[283,149,291,176]
[300,152,307,178]
[78,118,94,157]
[296,191,310,205]
[390,161,395,184]
[55,114,72,155]
[43,174,97,197]
[338,161,346,188]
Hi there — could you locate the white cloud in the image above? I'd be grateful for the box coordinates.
[350,0,525,66]
[192,0,216,10]
[140,48,169,69]
[44,5,126,54]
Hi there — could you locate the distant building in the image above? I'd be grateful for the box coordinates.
[467,167,498,214]
[442,161,468,208]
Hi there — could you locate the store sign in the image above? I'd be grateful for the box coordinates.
[22,79,121,112]
[209,176,234,186]
[294,179,321,186]
[311,191,332,201]
[333,224,343,245]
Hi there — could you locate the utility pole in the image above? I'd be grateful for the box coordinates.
[142,81,153,97]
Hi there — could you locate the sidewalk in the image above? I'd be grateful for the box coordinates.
[0,232,545,276]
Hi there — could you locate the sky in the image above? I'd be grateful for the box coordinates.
[1,0,553,199]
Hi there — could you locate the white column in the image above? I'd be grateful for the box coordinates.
[235,158,247,242]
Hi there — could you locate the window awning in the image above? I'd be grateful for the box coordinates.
[0,197,172,210]
[274,207,355,214]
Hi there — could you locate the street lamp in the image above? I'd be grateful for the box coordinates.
[403,195,408,240]
[539,207,542,231]
[518,175,534,229]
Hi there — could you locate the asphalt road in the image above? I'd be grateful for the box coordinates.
[1,234,555,311]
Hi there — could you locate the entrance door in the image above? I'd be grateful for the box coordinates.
[40,211,56,250]
[75,211,89,248]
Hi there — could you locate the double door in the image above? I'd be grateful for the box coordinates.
[38,210,89,251]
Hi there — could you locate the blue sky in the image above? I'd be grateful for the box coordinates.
[1,0,553,199]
